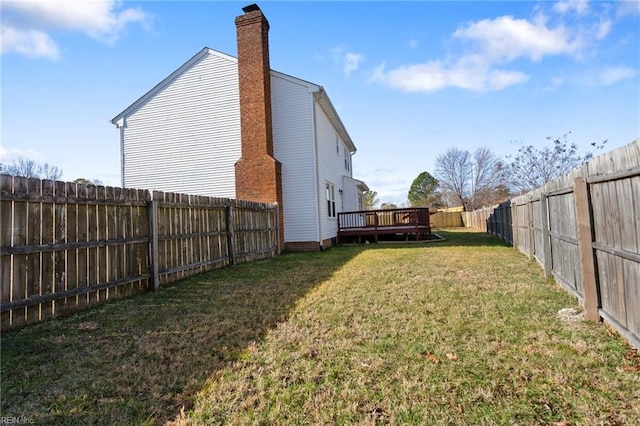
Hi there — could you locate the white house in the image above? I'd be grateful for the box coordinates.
[111,4,368,251]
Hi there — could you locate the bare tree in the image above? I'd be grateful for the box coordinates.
[470,147,507,210]
[2,157,39,178]
[74,178,104,185]
[434,148,472,209]
[435,147,508,211]
[507,132,607,194]
[2,157,63,180]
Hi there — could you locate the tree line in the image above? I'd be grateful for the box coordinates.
[5,133,606,212]
[1,157,102,185]
[365,133,606,211]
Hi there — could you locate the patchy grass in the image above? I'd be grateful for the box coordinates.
[1,230,639,425]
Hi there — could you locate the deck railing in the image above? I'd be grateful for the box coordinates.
[338,207,431,242]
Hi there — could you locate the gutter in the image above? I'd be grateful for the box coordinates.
[311,89,322,248]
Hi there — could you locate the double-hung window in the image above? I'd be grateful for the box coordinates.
[344,146,350,171]
[326,182,336,218]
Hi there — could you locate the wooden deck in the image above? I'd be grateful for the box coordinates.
[337,207,431,243]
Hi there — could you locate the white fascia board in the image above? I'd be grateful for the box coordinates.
[270,69,320,93]
[343,176,369,192]
[313,89,357,154]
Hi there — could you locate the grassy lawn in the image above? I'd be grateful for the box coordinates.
[1,230,638,425]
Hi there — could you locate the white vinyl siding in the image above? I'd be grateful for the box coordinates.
[342,176,358,212]
[315,105,348,242]
[271,75,318,243]
[122,51,240,197]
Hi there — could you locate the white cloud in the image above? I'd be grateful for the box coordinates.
[548,75,566,89]
[330,47,365,76]
[361,169,411,205]
[1,0,149,59]
[595,66,638,85]
[548,66,637,88]
[0,25,59,59]
[0,147,42,163]
[371,58,530,93]
[616,1,640,17]
[344,52,364,76]
[452,15,583,62]
[595,19,612,40]
[369,7,625,93]
[553,0,590,16]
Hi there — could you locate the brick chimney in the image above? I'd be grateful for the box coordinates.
[235,4,284,249]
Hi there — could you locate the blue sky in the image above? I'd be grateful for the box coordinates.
[2,0,639,205]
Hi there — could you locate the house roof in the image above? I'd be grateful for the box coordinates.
[110,47,356,153]
[343,176,369,192]
[110,47,219,126]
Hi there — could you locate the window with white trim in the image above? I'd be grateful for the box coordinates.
[326,182,336,218]
[344,146,350,171]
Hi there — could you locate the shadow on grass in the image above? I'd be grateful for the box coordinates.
[362,229,511,249]
[432,229,512,248]
[0,247,364,425]
[0,228,505,424]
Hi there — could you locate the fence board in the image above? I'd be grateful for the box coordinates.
[105,187,115,298]
[53,181,67,319]
[14,177,29,326]
[608,181,622,250]
[76,183,89,310]
[60,182,78,316]
[0,176,13,328]
[624,258,640,338]
[86,184,98,306]
[25,179,42,323]
[531,198,544,265]
[633,177,640,253]
[94,185,106,303]
[616,178,636,253]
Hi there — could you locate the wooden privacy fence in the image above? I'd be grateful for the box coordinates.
[0,175,279,331]
[467,140,640,349]
[431,211,463,228]
[462,207,493,230]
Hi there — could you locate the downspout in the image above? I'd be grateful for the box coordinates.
[312,89,322,249]
[120,126,125,188]
[114,117,126,188]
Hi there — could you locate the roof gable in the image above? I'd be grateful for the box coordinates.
[110,48,237,125]
[110,47,356,152]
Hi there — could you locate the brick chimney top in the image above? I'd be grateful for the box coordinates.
[236,3,269,32]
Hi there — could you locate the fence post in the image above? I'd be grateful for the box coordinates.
[573,177,600,322]
[274,204,281,254]
[226,203,236,266]
[148,199,160,290]
[540,193,552,278]
[511,200,518,250]
[489,207,494,235]
[527,195,534,259]
[500,204,505,240]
